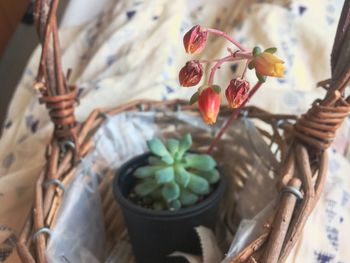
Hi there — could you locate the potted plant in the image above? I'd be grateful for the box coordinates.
[114,24,285,262]
[113,133,225,262]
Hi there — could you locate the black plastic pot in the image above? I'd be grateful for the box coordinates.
[113,152,225,263]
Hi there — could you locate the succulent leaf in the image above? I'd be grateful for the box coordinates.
[184,154,216,171]
[180,188,199,206]
[134,134,221,210]
[134,165,163,178]
[188,174,210,195]
[173,152,181,161]
[174,165,191,187]
[166,139,179,155]
[178,133,192,157]
[134,179,158,197]
[162,182,180,202]
[169,200,182,210]
[161,155,174,165]
[201,169,220,184]
[147,138,171,157]
[155,167,174,184]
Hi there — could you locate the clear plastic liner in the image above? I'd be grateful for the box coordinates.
[235,118,279,219]
[222,201,276,261]
[46,112,159,262]
[45,111,278,262]
[46,156,106,263]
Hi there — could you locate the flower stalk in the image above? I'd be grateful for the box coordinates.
[179,24,285,147]
[207,81,263,153]
[206,28,247,51]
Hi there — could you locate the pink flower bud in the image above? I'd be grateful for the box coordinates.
[183,25,208,54]
[179,60,203,87]
[198,87,221,125]
[225,78,250,108]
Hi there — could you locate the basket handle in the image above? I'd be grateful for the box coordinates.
[293,0,350,151]
[33,0,80,155]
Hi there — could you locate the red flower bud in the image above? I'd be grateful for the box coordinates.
[198,87,221,125]
[225,78,250,108]
[183,25,208,54]
[179,60,203,87]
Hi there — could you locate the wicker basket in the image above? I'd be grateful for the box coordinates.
[16,0,350,262]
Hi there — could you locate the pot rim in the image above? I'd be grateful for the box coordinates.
[113,152,225,219]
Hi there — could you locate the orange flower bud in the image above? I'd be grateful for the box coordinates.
[253,51,285,78]
[183,25,208,54]
[198,87,221,125]
[225,78,249,108]
[179,60,203,87]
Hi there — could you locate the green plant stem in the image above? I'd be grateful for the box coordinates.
[207,81,263,153]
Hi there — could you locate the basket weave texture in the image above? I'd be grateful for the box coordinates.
[16,0,350,262]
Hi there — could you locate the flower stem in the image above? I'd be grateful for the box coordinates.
[207,28,247,51]
[208,51,251,85]
[241,60,250,78]
[207,81,263,153]
[208,55,233,85]
[227,48,253,59]
[198,58,224,64]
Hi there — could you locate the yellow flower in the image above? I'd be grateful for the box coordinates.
[253,52,285,78]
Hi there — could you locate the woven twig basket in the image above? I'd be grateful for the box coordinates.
[16,0,350,262]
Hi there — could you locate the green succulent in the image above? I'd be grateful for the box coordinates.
[133,133,220,211]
